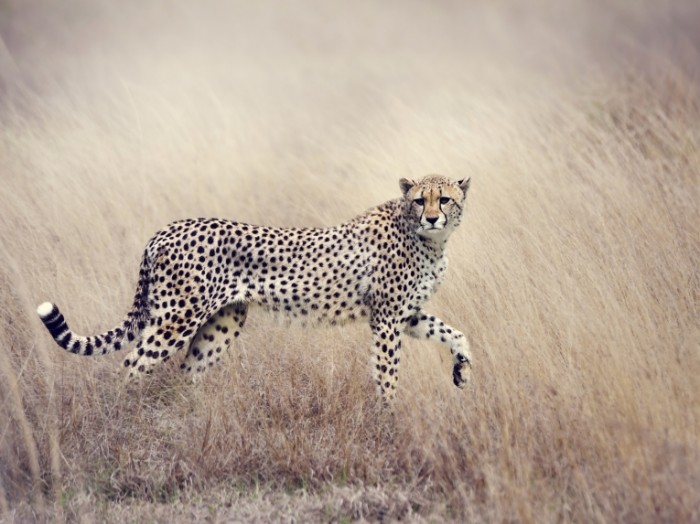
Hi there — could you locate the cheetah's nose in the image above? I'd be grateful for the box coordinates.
[426,217,439,225]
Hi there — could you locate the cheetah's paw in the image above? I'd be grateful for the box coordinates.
[452,353,472,388]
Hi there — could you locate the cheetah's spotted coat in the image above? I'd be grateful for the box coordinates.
[38,175,472,399]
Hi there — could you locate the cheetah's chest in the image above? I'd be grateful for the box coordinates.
[414,257,448,304]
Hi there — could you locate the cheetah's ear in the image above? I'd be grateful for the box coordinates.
[399,178,415,196]
[458,177,471,194]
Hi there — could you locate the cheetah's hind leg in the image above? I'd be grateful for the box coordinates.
[181,302,248,379]
[123,311,205,380]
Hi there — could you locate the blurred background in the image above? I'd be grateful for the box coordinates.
[1,1,699,521]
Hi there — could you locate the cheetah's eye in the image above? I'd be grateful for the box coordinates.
[439,196,451,205]
[413,198,425,206]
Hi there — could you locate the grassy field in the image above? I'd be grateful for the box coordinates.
[1,0,699,521]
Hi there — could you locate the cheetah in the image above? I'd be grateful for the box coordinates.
[37,175,472,400]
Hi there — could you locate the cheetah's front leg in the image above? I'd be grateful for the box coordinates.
[406,310,472,388]
[370,320,402,401]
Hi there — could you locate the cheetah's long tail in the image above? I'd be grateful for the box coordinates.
[36,252,151,356]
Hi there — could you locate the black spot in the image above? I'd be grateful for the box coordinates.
[45,315,67,336]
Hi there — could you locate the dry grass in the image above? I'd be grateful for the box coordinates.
[1,0,699,522]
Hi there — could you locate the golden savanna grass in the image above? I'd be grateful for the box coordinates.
[1,0,699,521]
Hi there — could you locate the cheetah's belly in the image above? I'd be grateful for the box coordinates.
[237,262,373,327]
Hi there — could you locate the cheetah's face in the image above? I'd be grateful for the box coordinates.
[399,175,470,238]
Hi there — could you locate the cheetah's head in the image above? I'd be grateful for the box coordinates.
[399,175,470,239]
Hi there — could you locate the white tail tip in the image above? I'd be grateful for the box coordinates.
[37,302,55,318]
